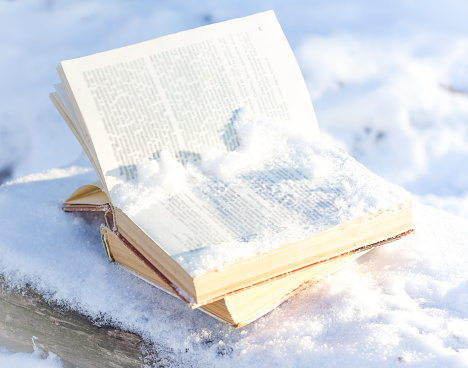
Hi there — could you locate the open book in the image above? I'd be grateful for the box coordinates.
[51,11,413,323]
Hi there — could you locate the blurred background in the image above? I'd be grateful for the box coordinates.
[1,0,467,218]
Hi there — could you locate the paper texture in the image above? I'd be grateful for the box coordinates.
[58,11,319,192]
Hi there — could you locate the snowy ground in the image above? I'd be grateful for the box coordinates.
[1,0,468,367]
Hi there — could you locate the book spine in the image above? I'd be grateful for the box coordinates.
[103,208,192,305]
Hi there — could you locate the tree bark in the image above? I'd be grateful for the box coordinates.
[0,278,148,368]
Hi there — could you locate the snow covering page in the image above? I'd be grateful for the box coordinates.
[110,112,410,276]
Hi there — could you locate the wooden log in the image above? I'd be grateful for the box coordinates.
[0,277,148,367]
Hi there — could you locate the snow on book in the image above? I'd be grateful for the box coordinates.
[51,11,413,311]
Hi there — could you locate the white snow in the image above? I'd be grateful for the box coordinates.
[111,113,409,277]
[1,0,468,367]
[0,340,63,368]
[1,170,467,367]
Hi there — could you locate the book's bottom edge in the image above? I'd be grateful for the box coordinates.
[107,229,415,327]
[192,228,415,308]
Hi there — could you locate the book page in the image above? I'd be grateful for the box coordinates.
[58,11,319,193]
[132,166,339,256]
[53,84,82,139]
